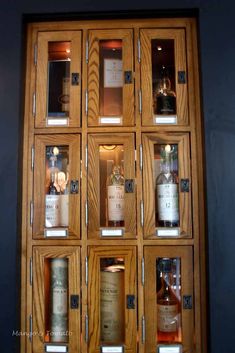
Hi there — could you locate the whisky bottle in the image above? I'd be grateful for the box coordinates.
[157,258,180,344]
[154,66,176,115]
[45,155,60,228]
[107,165,125,227]
[100,258,125,344]
[57,171,69,227]
[156,145,179,227]
[50,258,68,342]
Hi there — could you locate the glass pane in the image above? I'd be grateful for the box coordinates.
[154,144,179,228]
[45,258,68,343]
[45,146,69,228]
[100,257,125,344]
[99,145,124,228]
[47,42,71,118]
[156,257,182,344]
[99,40,123,120]
[151,39,176,116]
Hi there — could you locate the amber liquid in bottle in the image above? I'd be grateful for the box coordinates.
[157,258,180,344]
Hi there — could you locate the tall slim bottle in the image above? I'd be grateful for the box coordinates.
[154,66,176,115]
[156,145,179,227]
[45,155,60,228]
[107,165,125,227]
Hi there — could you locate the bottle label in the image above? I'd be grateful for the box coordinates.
[108,185,124,221]
[100,270,124,342]
[157,304,178,332]
[157,95,176,115]
[45,195,60,227]
[157,184,179,222]
[60,194,69,227]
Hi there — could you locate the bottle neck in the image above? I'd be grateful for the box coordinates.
[161,153,171,174]
[161,271,173,292]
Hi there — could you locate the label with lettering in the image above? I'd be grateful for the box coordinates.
[108,185,124,221]
[157,184,179,222]
[157,304,178,332]
[45,195,60,227]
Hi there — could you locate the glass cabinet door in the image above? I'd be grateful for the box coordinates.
[87,29,134,126]
[87,133,136,239]
[142,133,191,239]
[88,246,137,353]
[36,31,82,127]
[140,29,188,126]
[32,246,80,353]
[144,246,194,353]
[33,134,81,239]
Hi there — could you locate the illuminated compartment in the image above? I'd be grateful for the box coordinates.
[33,134,81,239]
[87,29,134,126]
[142,133,191,239]
[140,28,188,126]
[88,246,137,353]
[88,134,136,239]
[144,246,194,353]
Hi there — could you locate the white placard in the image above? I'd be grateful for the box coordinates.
[158,344,182,353]
[156,228,180,237]
[101,229,124,237]
[45,345,67,353]
[154,115,177,125]
[45,228,68,237]
[99,116,122,124]
[104,59,123,88]
[47,118,69,126]
[101,346,124,353]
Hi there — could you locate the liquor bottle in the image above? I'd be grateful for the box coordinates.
[157,258,180,344]
[57,170,69,227]
[154,66,176,115]
[45,155,60,228]
[50,258,68,343]
[156,145,179,227]
[100,258,125,344]
[107,165,125,227]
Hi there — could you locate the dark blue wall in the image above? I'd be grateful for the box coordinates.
[0,1,234,352]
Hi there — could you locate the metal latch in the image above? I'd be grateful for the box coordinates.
[124,71,132,84]
[180,179,189,192]
[178,71,186,84]
[126,295,135,309]
[70,180,79,194]
[183,295,193,309]
[70,295,79,309]
[125,179,134,193]
[72,73,79,85]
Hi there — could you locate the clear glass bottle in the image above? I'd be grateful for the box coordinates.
[45,154,60,228]
[157,258,180,344]
[156,145,179,227]
[154,66,176,115]
[107,165,125,227]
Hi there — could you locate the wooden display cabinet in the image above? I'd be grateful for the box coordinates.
[21,15,207,353]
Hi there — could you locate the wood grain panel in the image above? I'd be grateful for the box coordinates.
[142,133,192,238]
[88,246,137,353]
[140,28,188,126]
[33,246,80,353]
[88,133,136,239]
[88,29,134,126]
[144,246,194,353]
[36,31,82,128]
[33,134,81,238]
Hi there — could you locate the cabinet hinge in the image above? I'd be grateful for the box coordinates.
[29,314,33,342]
[142,316,146,343]
[85,314,89,343]
[32,92,36,117]
[141,257,145,286]
[30,257,33,286]
[85,200,88,227]
[86,38,89,64]
[85,256,88,286]
[140,200,144,228]
[34,44,37,66]
[85,89,88,116]
[139,144,143,171]
[139,89,142,114]
[31,146,35,170]
[80,159,82,179]
[85,145,88,170]
[30,201,34,226]
[137,38,141,63]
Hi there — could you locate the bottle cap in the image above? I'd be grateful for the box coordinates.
[158,258,172,273]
